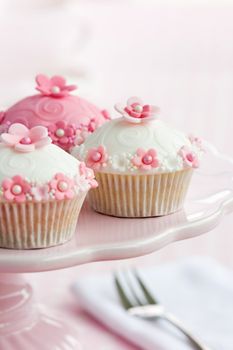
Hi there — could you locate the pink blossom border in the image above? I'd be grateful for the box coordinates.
[0,167,97,203]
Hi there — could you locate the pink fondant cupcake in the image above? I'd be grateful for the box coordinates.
[0,74,110,152]
[0,123,97,249]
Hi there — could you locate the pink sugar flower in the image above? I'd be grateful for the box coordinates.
[86,145,108,170]
[132,148,159,170]
[115,97,160,124]
[35,74,77,98]
[179,146,199,168]
[49,173,75,200]
[79,162,98,189]
[1,123,51,152]
[2,176,31,202]
[48,121,76,151]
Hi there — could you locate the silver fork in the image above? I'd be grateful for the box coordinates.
[114,270,212,350]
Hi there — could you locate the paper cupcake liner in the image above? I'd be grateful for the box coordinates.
[88,169,193,217]
[0,193,86,249]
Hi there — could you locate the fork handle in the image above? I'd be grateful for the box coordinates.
[162,312,211,350]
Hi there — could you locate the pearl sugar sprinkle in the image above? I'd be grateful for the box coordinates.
[134,104,143,112]
[56,128,65,138]
[58,181,68,192]
[12,184,22,195]
[51,86,61,94]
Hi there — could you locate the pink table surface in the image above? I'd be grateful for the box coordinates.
[1,1,233,349]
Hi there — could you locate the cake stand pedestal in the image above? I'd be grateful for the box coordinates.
[0,274,82,350]
[0,143,233,349]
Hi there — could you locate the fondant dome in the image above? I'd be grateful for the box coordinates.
[72,97,203,174]
[0,74,110,152]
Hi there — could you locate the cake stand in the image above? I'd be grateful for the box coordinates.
[0,142,233,350]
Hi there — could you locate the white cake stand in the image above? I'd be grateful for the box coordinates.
[0,143,232,349]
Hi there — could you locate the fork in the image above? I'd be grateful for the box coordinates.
[115,270,211,350]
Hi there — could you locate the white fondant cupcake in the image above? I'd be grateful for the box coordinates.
[72,97,203,217]
[0,123,97,249]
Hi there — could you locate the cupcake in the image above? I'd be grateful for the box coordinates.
[0,74,110,152]
[72,97,203,217]
[0,123,97,249]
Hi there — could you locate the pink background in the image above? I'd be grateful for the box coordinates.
[1,1,233,349]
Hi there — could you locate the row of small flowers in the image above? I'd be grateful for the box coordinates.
[84,140,201,172]
[48,120,94,151]
[0,163,97,203]
[0,120,101,152]
[48,114,111,151]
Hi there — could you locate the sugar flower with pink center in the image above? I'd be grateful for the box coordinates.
[132,148,159,170]
[79,162,98,189]
[1,123,51,152]
[115,97,160,124]
[35,74,77,98]
[86,145,108,170]
[2,176,31,203]
[49,173,75,200]
[48,121,76,151]
[179,146,199,168]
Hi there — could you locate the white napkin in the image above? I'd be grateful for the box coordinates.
[73,257,233,350]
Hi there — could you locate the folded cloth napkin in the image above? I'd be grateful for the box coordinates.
[73,257,233,350]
